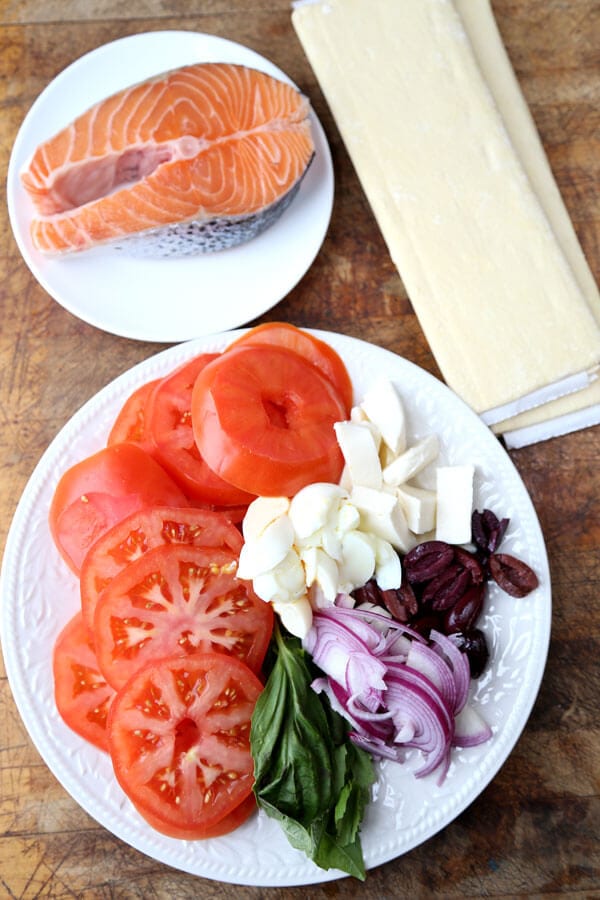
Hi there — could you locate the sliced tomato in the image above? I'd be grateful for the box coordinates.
[146,354,255,508]
[49,443,190,575]
[107,378,161,453]
[191,344,347,497]
[228,322,354,413]
[130,788,256,840]
[107,652,262,838]
[53,612,116,752]
[94,544,273,690]
[80,505,243,634]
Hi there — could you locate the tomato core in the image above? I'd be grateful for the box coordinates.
[263,394,293,429]
[174,716,201,757]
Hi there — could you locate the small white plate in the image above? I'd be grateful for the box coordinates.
[6,32,334,342]
[0,332,551,887]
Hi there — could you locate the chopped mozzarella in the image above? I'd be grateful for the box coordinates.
[236,514,294,579]
[382,433,440,486]
[396,483,437,534]
[334,420,382,489]
[273,596,313,639]
[288,482,347,539]
[338,530,377,590]
[350,484,397,516]
[360,377,407,455]
[300,546,339,604]
[242,495,290,542]
[435,464,475,544]
[252,549,306,605]
[350,484,415,552]
[373,536,403,589]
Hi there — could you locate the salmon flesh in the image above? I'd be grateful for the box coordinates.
[20,63,315,256]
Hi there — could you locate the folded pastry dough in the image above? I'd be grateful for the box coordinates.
[455,0,600,446]
[292,0,600,441]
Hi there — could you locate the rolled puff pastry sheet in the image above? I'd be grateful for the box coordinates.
[291,0,600,437]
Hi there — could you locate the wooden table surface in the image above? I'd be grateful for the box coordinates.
[1,1,599,897]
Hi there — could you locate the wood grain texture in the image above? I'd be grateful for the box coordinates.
[1,1,599,897]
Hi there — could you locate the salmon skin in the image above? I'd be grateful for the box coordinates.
[20,63,315,256]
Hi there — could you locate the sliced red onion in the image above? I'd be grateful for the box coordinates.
[384,673,453,782]
[304,603,491,785]
[354,601,394,634]
[405,640,457,713]
[342,604,427,645]
[350,732,405,762]
[429,629,471,715]
[381,629,412,661]
[304,610,388,710]
[312,676,392,743]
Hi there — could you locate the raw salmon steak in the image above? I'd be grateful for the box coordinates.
[20,63,315,256]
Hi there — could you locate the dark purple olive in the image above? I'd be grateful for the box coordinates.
[471,509,509,555]
[409,613,444,639]
[351,578,382,607]
[380,583,418,622]
[452,628,489,678]
[403,541,454,583]
[443,584,485,633]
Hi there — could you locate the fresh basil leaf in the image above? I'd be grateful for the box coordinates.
[312,828,367,881]
[251,625,375,880]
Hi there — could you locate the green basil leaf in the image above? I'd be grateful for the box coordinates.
[250,625,375,880]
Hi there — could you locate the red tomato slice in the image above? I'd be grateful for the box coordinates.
[130,790,256,840]
[107,652,262,838]
[80,505,243,634]
[53,612,116,752]
[191,344,347,497]
[94,544,273,690]
[146,354,255,508]
[49,443,190,575]
[107,378,161,453]
[228,322,354,413]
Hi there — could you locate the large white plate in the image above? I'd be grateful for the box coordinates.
[0,332,551,887]
[6,32,334,342]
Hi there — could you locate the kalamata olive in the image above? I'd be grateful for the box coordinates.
[351,578,381,607]
[409,613,444,639]
[453,546,486,584]
[443,584,485,633]
[403,541,454,583]
[452,629,489,678]
[489,553,539,597]
[422,564,472,611]
[380,583,418,622]
[471,509,509,555]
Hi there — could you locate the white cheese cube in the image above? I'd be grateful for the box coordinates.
[360,378,407,455]
[334,420,383,489]
[350,485,415,552]
[396,483,437,534]
[435,464,475,544]
[382,434,440,486]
